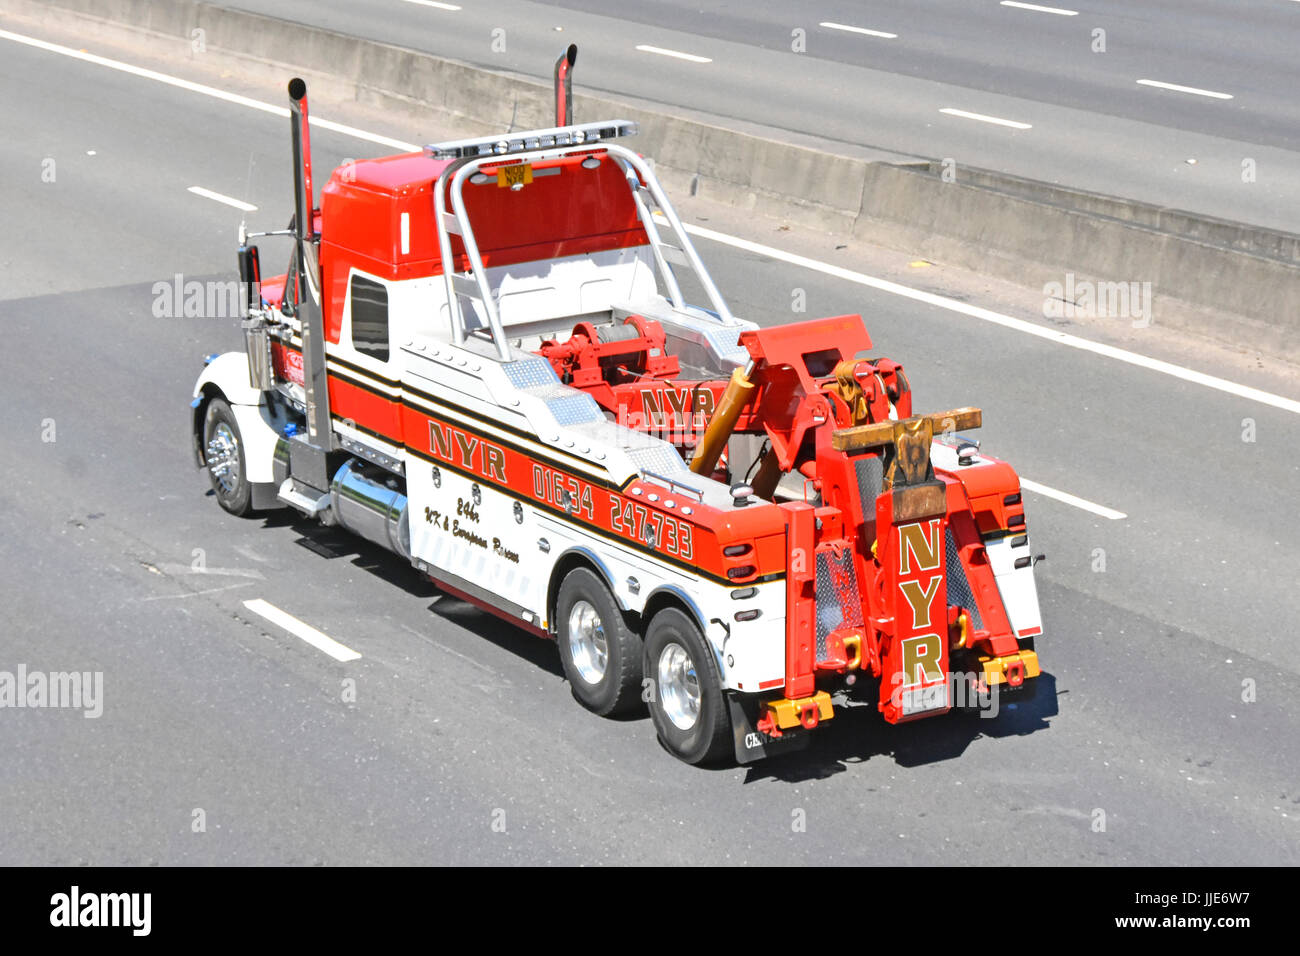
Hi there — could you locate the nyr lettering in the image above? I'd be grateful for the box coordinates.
[640,386,715,431]
[429,421,506,481]
[896,518,945,689]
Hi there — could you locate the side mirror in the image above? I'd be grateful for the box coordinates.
[237,243,261,314]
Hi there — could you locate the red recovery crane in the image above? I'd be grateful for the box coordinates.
[534,306,1043,737]
[191,46,1045,765]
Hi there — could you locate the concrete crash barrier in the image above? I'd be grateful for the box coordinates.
[8,0,1300,362]
[853,162,1300,361]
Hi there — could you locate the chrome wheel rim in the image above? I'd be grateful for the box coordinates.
[206,422,241,496]
[567,600,608,685]
[658,641,700,730]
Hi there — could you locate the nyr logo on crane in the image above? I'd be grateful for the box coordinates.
[889,518,949,718]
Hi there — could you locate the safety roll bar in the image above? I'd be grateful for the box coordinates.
[431,133,737,361]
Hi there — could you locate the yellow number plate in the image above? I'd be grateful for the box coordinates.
[496,163,533,188]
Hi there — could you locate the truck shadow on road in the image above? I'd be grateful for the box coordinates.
[270,513,437,598]
[425,599,567,678]
[740,676,1062,784]
[273,515,564,676]
[272,515,1061,772]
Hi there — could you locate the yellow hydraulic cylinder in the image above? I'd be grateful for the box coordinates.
[690,366,755,476]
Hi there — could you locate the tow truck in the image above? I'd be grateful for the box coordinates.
[190,48,1044,764]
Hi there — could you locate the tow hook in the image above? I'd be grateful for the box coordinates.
[756,711,783,738]
[842,631,863,670]
[761,691,834,731]
[799,701,820,729]
[979,650,1040,687]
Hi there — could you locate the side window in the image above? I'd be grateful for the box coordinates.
[350,274,389,361]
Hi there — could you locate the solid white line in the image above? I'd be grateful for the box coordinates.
[5,26,1294,423]
[819,21,898,39]
[188,185,257,212]
[665,218,1300,416]
[243,599,362,662]
[397,0,462,9]
[1019,479,1126,520]
[0,29,420,151]
[1137,78,1233,100]
[939,107,1032,129]
[634,44,712,63]
[999,1,1078,15]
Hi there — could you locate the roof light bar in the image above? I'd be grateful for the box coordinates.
[424,120,638,160]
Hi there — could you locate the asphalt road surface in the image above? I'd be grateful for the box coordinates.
[235,0,1300,232]
[1,19,1298,865]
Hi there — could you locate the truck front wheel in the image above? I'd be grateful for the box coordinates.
[202,397,253,517]
[555,567,643,717]
[644,608,732,765]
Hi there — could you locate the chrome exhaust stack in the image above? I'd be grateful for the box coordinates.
[288,78,314,232]
[553,44,577,125]
[288,78,333,467]
[276,78,334,509]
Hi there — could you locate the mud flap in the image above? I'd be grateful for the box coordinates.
[728,694,810,764]
[249,482,282,511]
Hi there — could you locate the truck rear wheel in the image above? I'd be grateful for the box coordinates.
[555,567,643,717]
[644,608,732,765]
[202,397,253,517]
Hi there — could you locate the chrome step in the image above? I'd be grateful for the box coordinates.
[276,478,330,516]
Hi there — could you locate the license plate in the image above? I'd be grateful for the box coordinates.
[497,163,533,188]
[900,682,948,716]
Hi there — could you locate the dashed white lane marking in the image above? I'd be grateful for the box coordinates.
[187,185,257,211]
[1137,79,1233,100]
[819,21,899,39]
[664,217,1300,416]
[939,107,1033,129]
[5,27,1295,424]
[397,0,461,9]
[1019,479,1127,520]
[634,44,712,63]
[999,1,1078,16]
[244,599,362,662]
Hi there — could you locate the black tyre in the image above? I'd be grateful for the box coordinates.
[202,397,254,517]
[555,567,643,717]
[644,607,732,765]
